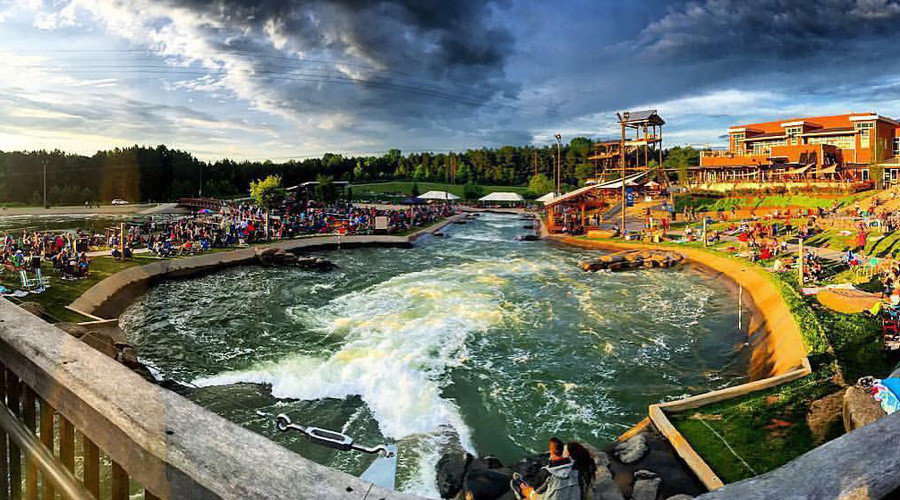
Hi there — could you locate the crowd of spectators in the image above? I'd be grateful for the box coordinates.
[1,229,92,283]
[1,200,457,290]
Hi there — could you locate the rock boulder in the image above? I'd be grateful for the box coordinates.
[843,385,887,432]
[612,433,648,464]
[581,250,684,273]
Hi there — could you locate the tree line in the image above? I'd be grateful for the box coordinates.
[0,142,700,205]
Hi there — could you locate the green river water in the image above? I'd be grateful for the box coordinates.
[119,212,751,496]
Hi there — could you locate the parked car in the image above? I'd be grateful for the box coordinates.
[111,199,128,205]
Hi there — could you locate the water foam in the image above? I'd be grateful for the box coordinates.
[193,260,534,447]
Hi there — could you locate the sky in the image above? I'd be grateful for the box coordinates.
[1,0,900,161]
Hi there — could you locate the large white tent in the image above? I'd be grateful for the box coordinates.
[479,192,524,202]
[418,190,460,200]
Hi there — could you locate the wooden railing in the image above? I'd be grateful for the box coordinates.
[0,365,126,500]
[0,299,416,500]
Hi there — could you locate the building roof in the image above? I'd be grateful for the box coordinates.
[418,190,460,200]
[535,192,557,203]
[617,110,665,126]
[545,172,649,207]
[730,113,893,135]
[743,132,787,141]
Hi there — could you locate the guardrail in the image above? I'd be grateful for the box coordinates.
[0,300,417,500]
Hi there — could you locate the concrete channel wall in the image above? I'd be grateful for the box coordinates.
[70,216,461,319]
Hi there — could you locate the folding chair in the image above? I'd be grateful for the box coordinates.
[19,270,38,291]
[34,268,50,288]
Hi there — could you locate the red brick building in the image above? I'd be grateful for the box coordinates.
[699,113,900,184]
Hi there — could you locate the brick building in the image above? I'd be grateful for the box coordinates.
[699,113,900,184]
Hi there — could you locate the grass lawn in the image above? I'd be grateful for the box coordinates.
[670,366,843,484]
[675,193,869,213]
[349,181,528,200]
[1,255,159,323]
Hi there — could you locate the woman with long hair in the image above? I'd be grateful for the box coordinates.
[565,441,597,498]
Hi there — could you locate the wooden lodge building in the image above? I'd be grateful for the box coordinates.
[698,113,900,184]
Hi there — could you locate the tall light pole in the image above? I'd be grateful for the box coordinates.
[555,133,562,195]
[619,113,627,238]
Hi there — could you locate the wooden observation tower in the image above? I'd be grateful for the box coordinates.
[589,110,666,183]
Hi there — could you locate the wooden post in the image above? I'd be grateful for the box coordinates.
[659,124,664,185]
[39,401,54,499]
[119,223,125,260]
[0,365,8,499]
[703,217,708,247]
[23,388,37,500]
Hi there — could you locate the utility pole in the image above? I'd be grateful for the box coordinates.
[42,159,47,208]
[199,163,203,197]
[555,134,562,195]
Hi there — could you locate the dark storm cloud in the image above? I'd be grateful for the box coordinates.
[167,0,513,97]
[637,0,900,63]
[557,0,900,127]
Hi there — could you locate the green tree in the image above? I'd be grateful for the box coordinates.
[249,175,286,210]
[664,146,699,189]
[413,164,427,181]
[315,174,339,203]
[463,181,484,200]
[527,173,555,195]
[410,182,421,197]
[575,163,596,185]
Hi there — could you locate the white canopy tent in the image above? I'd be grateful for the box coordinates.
[418,190,460,201]
[479,192,524,202]
[535,192,557,204]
